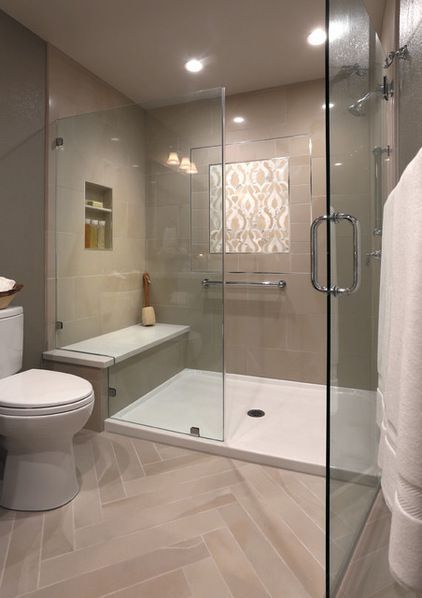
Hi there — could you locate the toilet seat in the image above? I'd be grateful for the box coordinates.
[0,369,94,416]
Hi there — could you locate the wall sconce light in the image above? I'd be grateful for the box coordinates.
[187,161,198,174]
[179,156,191,171]
[166,151,180,166]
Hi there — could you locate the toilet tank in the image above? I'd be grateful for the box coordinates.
[0,306,23,379]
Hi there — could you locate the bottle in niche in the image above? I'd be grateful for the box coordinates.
[90,219,99,248]
[98,220,106,249]
[85,218,91,248]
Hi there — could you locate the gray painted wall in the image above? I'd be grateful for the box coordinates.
[0,10,46,369]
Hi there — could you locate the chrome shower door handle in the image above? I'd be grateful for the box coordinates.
[311,212,361,296]
[311,214,330,294]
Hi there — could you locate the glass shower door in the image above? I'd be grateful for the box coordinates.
[323,0,387,592]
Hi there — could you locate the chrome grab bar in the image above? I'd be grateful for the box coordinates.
[201,279,287,289]
[311,212,361,296]
[372,146,389,236]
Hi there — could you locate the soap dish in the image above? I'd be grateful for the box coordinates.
[0,284,23,309]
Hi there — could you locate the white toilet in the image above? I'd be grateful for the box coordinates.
[0,306,94,511]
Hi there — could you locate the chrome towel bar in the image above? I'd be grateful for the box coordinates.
[201,278,287,289]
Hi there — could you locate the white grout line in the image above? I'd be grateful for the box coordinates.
[231,486,324,590]
[261,466,325,532]
[36,513,46,589]
[0,513,16,591]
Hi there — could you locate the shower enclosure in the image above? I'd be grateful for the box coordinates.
[47,0,388,593]
[325,0,388,591]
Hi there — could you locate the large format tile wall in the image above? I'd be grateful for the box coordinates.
[47,47,147,347]
[145,81,326,383]
[145,97,224,373]
[226,83,326,383]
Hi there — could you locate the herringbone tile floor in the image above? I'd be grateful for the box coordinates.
[0,430,329,598]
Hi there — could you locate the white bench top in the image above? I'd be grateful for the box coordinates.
[43,323,190,367]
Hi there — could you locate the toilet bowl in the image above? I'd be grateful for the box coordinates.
[0,369,94,511]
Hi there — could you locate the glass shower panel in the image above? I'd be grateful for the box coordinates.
[54,90,224,442]
[54,103,146,349]
[108,89,225,441]
[327,0,385,591]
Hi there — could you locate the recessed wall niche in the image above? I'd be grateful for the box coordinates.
[84,182,113,250]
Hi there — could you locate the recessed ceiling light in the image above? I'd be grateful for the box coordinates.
[110,137,120,142]
[185,59,203,73]
[131,164,140,168]
[307,28,327,46]
[334,162,343,166]
[322,103,335,109]
[233,116,245,124]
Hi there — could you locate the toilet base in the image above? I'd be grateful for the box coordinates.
[1,440,80,511]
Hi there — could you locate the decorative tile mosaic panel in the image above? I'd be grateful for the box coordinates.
[209,157,289,253]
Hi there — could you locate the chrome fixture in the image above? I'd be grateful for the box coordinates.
[201,279,287,289]
[311,212,361,296]
[365,250,382,265]
[384,44,409,69]
[373,145,390,235]
[331,63,368,83]
[348,77,393,116]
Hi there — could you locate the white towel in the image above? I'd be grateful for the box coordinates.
[378,147,422,590]
[0,276,15,292]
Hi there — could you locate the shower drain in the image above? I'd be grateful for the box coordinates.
[247,409,265,418]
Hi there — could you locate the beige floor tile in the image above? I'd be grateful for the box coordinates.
[352,514,391,561]
[131,438,162,465]
[40,509,224,587]
[92,434,126,504]
[0,430,330,598]
[239,464,325,564]
[0,508,15,583]
[102,433,144,482]
[143,451,212,476]
[299,472,326,503]
[204,527,270,598]
[124,455,243,498]
[23,538,208,598]
[337,545,394,598]
[155,443,193,461]
[264,467,325,529]
[73,436,103,528]
[101,467,246,520]
[102,569,192,597]
[232,488,324,598]
[42,502,74,560]
[0,511,43,598]
[219,501,311,598]
[367,491,391,523]
[74,488,236,549]
[369,583,422,597]
[183,557,231,598]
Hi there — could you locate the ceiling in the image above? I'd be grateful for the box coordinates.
[0,0,325,105]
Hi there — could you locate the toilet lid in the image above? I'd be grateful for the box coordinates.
[0,369,93,409]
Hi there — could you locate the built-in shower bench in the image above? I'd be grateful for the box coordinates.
[43,323,190,430]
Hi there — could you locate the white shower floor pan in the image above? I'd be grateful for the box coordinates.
[105,369,377,477]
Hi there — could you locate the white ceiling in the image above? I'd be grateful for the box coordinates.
[0,0,325,105]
